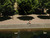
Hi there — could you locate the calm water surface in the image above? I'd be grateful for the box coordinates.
[0,31,50,38]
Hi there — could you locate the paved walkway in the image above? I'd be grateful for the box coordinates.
[0,14,50,29]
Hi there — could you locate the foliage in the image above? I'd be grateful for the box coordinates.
[0,0,50,15]
[37,0,50,14]
[17,0,39,15]
[0,0,15,17]
[38,0,50,8]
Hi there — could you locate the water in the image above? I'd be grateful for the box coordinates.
[0,31,50,38]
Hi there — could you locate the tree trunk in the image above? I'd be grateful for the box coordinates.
[49,14,50,16]
[41,8,47,15]
[0,13,1,17]
[40,8,44,15]
[42,8,44,14]
[44,8,47,13]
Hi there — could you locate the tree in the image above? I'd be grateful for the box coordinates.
[47,9,50,16]
[0,0,5,17]
[0,0,15,17]
[38,0,50,14]
[17,0,39,15]
[45,0,50,16]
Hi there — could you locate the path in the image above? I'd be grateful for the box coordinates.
[0,14,50,29]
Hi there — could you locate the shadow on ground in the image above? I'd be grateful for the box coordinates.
[37,16,50,19]
[17,16,34,21]
[0,17,11,21]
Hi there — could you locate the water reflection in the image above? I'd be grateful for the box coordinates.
[0,31,50,38]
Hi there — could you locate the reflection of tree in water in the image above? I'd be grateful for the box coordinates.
[40,34,48,38]
[0,31,50,38]
[0,32,13,38]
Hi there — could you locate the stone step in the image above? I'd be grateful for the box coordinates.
[0,24,50,29]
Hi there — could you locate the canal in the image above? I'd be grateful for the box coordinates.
[0,30,50,38]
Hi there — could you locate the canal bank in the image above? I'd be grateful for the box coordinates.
[0,28,50,32]
[0,24,50,32]
[0,15,50,32]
